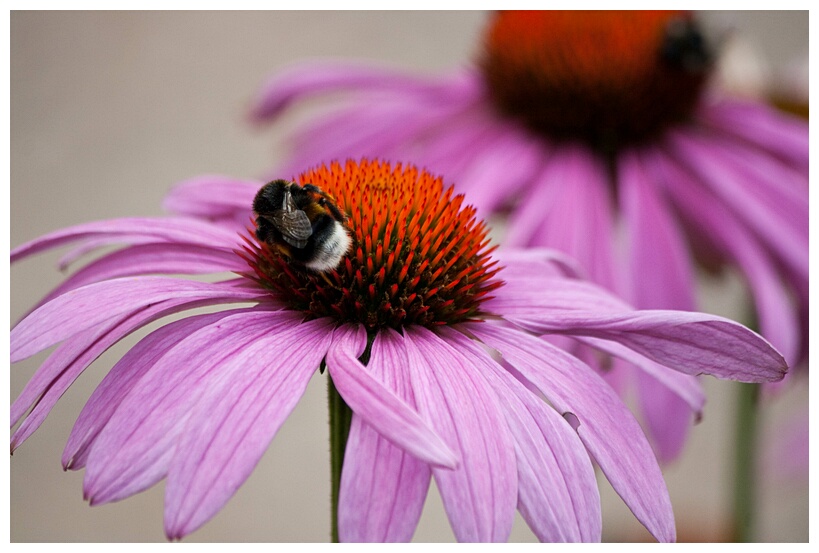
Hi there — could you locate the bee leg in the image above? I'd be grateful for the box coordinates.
[319,271,335,287]
[272,241,294,261]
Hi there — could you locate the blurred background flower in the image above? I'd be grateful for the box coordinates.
[251,11,808,469]
[10,11,808,542]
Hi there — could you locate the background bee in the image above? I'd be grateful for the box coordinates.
[253,179,351,273]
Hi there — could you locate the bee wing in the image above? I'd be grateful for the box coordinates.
[271,209,313,249]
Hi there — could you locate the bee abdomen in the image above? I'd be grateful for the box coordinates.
[304,220,351,272]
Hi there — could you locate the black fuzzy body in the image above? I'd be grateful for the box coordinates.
[253,180,350,272]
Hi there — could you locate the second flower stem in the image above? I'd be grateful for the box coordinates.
[731,382,761,542]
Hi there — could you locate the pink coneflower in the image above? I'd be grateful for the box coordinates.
[250,11,808,463]
[11,160,786,542]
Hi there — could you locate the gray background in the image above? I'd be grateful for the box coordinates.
[10,11,809,542]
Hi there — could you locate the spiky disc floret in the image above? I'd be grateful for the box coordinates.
[481,10,712,150]
[240,159,503,330]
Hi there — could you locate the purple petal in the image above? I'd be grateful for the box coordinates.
[403,326,517,542]
[443,327,601,542]
[635,375,695,463]
[338,328,431,542]
[645,149,800,365]
[10,217,240,264]
[494,262,787,382]
[251,61,476,121]
[57,235,158,270]
[274,94,481,182]
[574,336,704,415]
[618,150,695,310]
[11,297,248,452]
[487,274,630,318]
[11,318,122,430]
[435,122,545,218]
[538,145,619,290]
[506,144,619,291]
[502,303,786,383]
[502,162,559,249]
[162,175,261,219]
[696,128,808,236]
[616,151,700,461]
[164,317,335,539]
[30,243,247,314]
[61,309,241,470]
[82,309,304,505]
[665,130,807,284]
[326,324,458,470]
[697,98,808,171]
[11,277,267,362]
[467,323,675,542]
[492,247,585,280]
[11,320,128,450]
[344,99,500,186]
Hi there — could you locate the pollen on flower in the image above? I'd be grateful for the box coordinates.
[239,159,503,330]
[480,10,712,150]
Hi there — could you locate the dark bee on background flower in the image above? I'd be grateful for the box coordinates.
[253,179,351,272]
[660,16,713,73]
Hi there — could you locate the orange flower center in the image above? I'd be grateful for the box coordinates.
[480,10,712,151]
[241,159,503,330]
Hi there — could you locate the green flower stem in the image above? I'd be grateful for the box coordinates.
[327,333,374,543]
[731,382,761,542]
[328,375,353,543]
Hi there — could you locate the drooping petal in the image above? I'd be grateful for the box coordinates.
[10,217,240,263]
[338,328,431,542]
[617,150,699,462]
[618,149,695,311]
[403,326,517,543]
[62,309,242,470]
[442,123,546,218]
[635,374,695,463]
[693,129,808,239]
[11,297,245,451]
[502,156,562,250]
[697,98,809,171]
[164,317,335,539]
[665,130,808,285]
[82,309,303,505]
[646,149,800,365]
[11,277,267,362]
[467,322,675,542]
[573,336,704,415]
[524,144,620,291]
[443,327,601,542]
[161,175,260,219]
[503,306,786,383]
[326,324,458,470]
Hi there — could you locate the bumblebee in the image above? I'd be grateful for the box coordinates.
[252,179,351,273]
[660,16,712,73]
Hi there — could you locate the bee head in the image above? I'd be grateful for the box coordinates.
[252,179,290,216]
